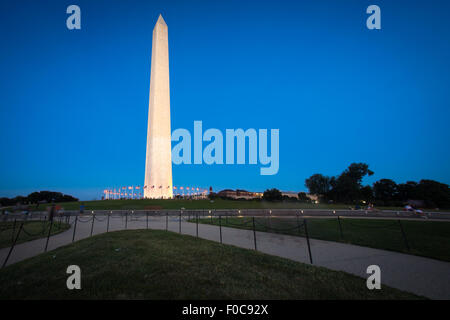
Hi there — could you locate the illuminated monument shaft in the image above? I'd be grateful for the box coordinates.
[144,15,173,199]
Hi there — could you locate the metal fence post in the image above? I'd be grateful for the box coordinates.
[166,212,168,231]
[72,216,78,242]
[12,219,17,243]
[146,211,149,229]
[179,211,181,233]
[44,219,54,252]
[2,222,24,268]
[268,211,272,231]
[107,213,110,232]
[196,212,199,238]
[125,211,128,229]
[252,217,257,251]
[296,214,302,236]
[337,216,343,239]
[219,215,222,244]
[304,219,313,264]
[397,219,410,251]
[90,214,95,237]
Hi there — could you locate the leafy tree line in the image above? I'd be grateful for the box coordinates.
[0,191,78,207]
[305,163,450,208]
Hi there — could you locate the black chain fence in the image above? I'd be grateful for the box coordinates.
[1,209,447,268]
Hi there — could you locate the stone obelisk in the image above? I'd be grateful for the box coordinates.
[144,14,173,199]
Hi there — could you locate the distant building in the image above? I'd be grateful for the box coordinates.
[307,194,319,203]
[217,189,263,199]
[280,191,298,199]
[216,189,319,202]
[281,191,319,203]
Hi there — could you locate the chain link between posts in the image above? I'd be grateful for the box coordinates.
[2,210,420,269]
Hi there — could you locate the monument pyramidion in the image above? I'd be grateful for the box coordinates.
[144,14,173,199]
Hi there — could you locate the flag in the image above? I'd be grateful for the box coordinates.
[173,186,177,190]
[128,186,133,190]
[135,186,140,190]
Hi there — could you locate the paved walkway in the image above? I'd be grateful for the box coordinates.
[1,215,449,299]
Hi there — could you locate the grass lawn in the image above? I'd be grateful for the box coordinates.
[0,220,70,249]
[194,217,450,262]
[0,230,421,299]
[25,198,405,211]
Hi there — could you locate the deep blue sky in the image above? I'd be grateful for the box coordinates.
[1,0,449,200]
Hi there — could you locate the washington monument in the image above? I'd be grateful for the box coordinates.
[144,15,173,199]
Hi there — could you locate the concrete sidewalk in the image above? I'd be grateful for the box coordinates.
[1,215,449,299]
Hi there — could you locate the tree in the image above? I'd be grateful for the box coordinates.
[305,174,333,195]
[330,163,374,203]
[360,185,374,202]
[0,197,15,206]
[396,181,419,201]
[302,163,449,208]
[415,180,450,208]
[297,192,310,203]
[26,191,78,203]
[341,163,374,183]
[208,192,218,200]
[373,179,398,202]
[263,188,282,201]
[0,191,78,207]
[27,192,39,203]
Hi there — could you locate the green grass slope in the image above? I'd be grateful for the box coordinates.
[0,230,421,299]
